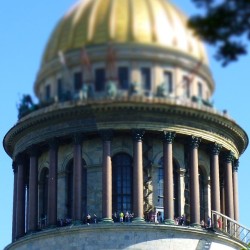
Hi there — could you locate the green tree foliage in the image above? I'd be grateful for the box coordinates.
[188,0,250,66]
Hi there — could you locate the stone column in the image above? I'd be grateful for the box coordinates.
[100,130,113,223]
[132,129,145,222]
[12,163,18,242]
[16,155,26,239]
[220,181,225,215]
[189,136,201,227]
[210,143,222,214]
[233,159,239,222]
[28,148,38,232]
[207,178,211,219]
[73,134,83,223]
[47,139,58,227]
[224,151,234,219]
[163,131,175,224]
[178,168,186,217]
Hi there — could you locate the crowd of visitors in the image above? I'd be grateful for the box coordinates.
[112,211,134,222]
[42,212,219,230]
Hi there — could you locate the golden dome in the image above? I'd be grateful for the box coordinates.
[42,0,208,65]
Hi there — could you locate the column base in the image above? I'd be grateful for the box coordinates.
[190,223,202,228]
[100,218,114,224]
[26,229,37,235]
[164,219,175,225]
[47,224,57,229]
[132,217,145,223]
[73,220,82,225]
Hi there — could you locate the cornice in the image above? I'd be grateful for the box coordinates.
[3,99,248,159]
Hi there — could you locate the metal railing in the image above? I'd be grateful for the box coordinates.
[211,210,250,247]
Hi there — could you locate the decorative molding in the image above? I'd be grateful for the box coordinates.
[132,129,145,141]
[233,159,239,172]
[163,131,176,144]
[4,101,247,160]
[210,143,222,155]
[223,151,235,164]
[189,136,201,149]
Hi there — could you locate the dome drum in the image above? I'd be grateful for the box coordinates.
[35,44,215,102]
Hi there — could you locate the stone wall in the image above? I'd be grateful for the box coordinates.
[6,224,244,250]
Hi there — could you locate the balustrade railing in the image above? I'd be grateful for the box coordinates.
[211,210,250,248]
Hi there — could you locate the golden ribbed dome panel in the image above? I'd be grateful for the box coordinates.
[42,0,209,65]
[71,0,93,48]
[112,0,130,42]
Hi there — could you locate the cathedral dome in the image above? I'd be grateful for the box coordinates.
[35,0,214,102]
[42,0,208,65]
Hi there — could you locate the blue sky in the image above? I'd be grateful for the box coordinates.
[1,0,250,248]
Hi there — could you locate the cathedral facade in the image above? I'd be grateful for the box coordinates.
[3,0,248,249]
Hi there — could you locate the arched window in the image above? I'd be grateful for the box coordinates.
[112,153,133,213]
[157,157,179,217]
[66,161,73,218]
[199,167,206,221]
[82,162,87,216]
[183,76,191,98]
[65,159,87,218]
[39,168,49,221]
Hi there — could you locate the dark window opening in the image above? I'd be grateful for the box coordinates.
[199,167,206,221]
[95,68,105,92]
[74,72,83,93]
[164,71,173,93]
[66,162,73,218]
[118,67,129,90]
[39,168,49,220]
[45,85,51,101]
[112,153,133,214]
[57,78,63,100]
[141,67,151,90]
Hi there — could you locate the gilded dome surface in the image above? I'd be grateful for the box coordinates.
[42,0,208,65]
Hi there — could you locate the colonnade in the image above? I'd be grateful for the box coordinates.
[11,130,240,241]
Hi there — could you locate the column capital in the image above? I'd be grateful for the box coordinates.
[15,154,25,165]
[189,136,201,149]
[223,151,235,163]
[177,168,186,177]
[210,143,222,155]
[163,131,176,144]
[73,133,84,145]
[27,145,39,157]
[220,179,224,188]
[12,161,17,173]
[233,159,239,172]
[99,129,113,141]
[48,138,58,149]
[132,129,145,141]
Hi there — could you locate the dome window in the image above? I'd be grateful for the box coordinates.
[198,82,203,99]
[163,71,173,94]
[141,67,151,91]
[45,85,51,101]
[74,72,83,93]
[183,76,191,98]
[57,78,63,101]
[118,67,129,90]
[95,68,106,92]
